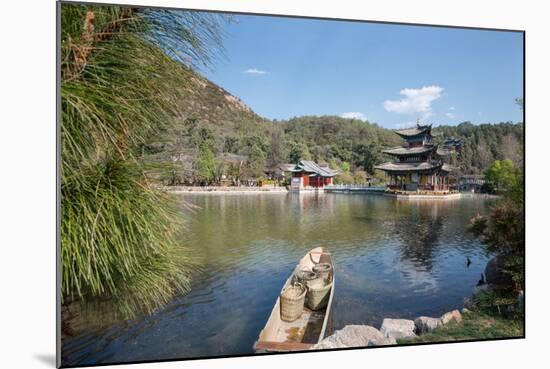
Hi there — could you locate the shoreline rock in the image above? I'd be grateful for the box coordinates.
[414,316,443,334]
[441,310,463,325]
[316,308,468,348]
[312,325,396,349]
[380,318,416,340]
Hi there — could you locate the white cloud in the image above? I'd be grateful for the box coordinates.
[445,112,456,119]
[244,68,267,75]
[341,112,366,120]
[383,85,444,118]
[449,106,455,110]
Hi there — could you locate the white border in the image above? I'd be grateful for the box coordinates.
[1,1,548,368]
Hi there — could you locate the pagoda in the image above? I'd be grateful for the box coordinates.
[375,121,453,192]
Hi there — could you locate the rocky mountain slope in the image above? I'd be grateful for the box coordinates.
[142,68,524,185]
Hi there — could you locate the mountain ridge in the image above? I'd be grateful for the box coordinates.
[143,68,524,185]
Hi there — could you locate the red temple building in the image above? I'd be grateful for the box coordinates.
[289,160,339,191]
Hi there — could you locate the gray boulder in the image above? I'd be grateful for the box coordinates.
[312,325,396,349]
[441,310,462,325]
[380,318,416,339]
[414,316,442,334]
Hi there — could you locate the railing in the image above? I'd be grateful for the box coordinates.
[324,185,386,192]
[388,184,450,191]
[459,180,485,185]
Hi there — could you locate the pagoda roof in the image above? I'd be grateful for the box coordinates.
[444,137,462,144]
[375,160,443,173]
[289,160,339,177]
[394,124,432,138]
[382,145,436,156]
[441,163,456,172]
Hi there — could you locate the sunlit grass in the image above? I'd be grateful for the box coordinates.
[400,310,523,343]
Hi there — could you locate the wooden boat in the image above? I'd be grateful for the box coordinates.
[254,247,335,352]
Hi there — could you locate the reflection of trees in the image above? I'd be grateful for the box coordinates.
[389,201,446,271]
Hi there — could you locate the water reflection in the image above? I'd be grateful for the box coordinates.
[62,193,493,366]
[392,201,446,271]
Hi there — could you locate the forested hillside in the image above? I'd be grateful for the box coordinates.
[436,122,523,175]
[143,69,523,185]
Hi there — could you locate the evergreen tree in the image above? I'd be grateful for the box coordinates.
[195,142,217,184]
[247,144,267,179]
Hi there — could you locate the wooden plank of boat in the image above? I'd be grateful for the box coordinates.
[254,247,335,353]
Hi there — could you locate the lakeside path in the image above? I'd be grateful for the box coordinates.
[163,186,503,199]
[164,186,289,194]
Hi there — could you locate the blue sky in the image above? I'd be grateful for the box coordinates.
[201,14,523,128]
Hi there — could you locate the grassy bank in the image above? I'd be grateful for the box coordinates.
[401,310,523,344]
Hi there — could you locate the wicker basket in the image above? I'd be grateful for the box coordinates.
[294,269,317,285]
[306,281,333,311]
[312,263,332,282]
[280,284,306,322]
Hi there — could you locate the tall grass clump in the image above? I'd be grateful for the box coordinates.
[60,3,226,323]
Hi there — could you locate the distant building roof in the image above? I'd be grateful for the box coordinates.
[443,138,462,152]
[289,160,339,177]
[375,161,443,173]
[436,147,453,156]
[444,137,462,144]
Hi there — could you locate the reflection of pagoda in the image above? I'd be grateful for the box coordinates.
[375,121,453,192]
[392,202,445,271]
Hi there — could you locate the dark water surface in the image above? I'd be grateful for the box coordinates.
[63,193,493,365]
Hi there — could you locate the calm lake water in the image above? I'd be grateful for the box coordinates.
[63,193,494,365]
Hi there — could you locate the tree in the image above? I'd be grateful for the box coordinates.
[340,161,351,173]
[335,171,354,185]
[469,160,524,290]
[247,143,267,179]
[353,142,382,174]
[267,130,285,168]
[289,142,311,163]
[484,159,519,193]
[227,160,245,186]
[195,142,217,184]
[353,170,368,184]
[60,3,226,323]
[193,127,218,184]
